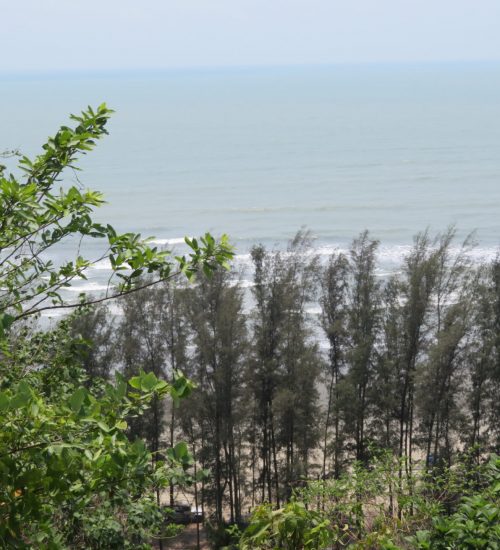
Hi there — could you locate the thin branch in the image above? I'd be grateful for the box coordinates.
[0,213,65,264]
[0,437,64,458]
[13,270,183,321]
[2,248,112,313]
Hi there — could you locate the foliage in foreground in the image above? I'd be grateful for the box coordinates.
[239,501,330,550]
[0,106,233,547]
[0,103,232,327]
[0,317,195,547]
[413,455,500,549]
[237,453,500,549]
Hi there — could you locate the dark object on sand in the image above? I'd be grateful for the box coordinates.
[163,504,192,525]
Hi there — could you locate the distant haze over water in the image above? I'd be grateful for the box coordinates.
[1,63,500,298]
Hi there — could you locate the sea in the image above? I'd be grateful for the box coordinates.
[1,63,500,312]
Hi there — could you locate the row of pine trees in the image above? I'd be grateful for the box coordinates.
[72,228,500,525]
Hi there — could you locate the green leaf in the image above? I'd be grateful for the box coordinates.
[0,392,9,411]
[115,373,127,399]
[115,420,127,430]
[141,371,158,392]
[0,313,14,340]
[97,421,110,433]
[174,441,189,459]
[10,383,31,409]
[129,376,142,390]
[69,387,87,413]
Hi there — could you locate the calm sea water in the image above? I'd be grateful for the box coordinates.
[1,63,500,298]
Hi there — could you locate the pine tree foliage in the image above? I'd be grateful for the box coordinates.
[65,227,500,540]
[181,268,248,524]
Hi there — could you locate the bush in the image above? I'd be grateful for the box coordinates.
[412,455,500,550]
[239,501,330,550]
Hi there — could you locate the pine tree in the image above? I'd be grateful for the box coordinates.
[319,251,349,478]
[249,230,320,502]
[344,231,380,464]
[116,281,189,512]
[69,303,116,383]
[181,268,247,524]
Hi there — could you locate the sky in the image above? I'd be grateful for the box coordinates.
[2,0,500,73]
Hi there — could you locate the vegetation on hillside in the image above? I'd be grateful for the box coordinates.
[1,105,499,548]
[0,106,232,547]
[75,228,500,548]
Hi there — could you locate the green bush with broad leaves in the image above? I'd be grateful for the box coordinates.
[0,315,198,547]
[238,451,500,550]
[239,501,331,550]
[411,455,500,550]
[0,105,233,547]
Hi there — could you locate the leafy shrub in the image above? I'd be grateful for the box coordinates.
[239,501,330,550]
[0,104,232,548]
[411,455,500,549]
[238,452,500,549]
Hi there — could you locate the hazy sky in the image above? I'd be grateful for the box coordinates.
[2,0,500,73]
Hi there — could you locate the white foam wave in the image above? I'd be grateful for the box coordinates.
[239,280,256,289]
[234,253,251,262]
[79,243,500,280]
[227,279,255,288]
[66,282,109,293]
[315,244,499,264]
[149,237,188,246]
[90,259,112,270]
[41,309,69,318]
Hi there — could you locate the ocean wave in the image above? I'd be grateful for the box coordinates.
[149,237,188,246]
[315,244,499,264]
[233,253,252,266]
[66,282,109,293]
[83,242,499,280]
[90,259,112,270]
[41,309,69,319]
[228,279,255,288]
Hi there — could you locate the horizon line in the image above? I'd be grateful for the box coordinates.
[2,58,500,80]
